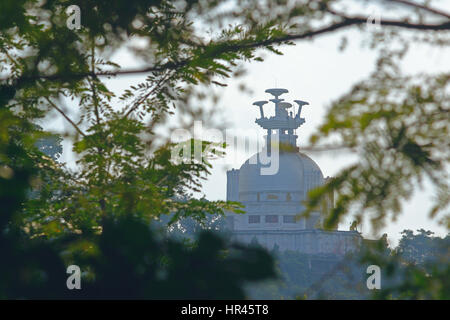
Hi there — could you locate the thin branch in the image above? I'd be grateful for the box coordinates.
[11,18,450,83]
[387,0,450,19]
[14,60,188,82]
[44,96,86,137]
[301,258,348,298]
[89,44,102,127]
[301,144,357,153]
[123,70,173,118]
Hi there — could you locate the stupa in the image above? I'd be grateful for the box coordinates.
[225,88,361,254]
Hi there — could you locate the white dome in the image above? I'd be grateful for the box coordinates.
[225,88,330,233]
[238,151,324,196]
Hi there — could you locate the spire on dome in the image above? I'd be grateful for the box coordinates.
[252,88,310,148]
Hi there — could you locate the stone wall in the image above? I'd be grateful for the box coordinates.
[231,229,362,255]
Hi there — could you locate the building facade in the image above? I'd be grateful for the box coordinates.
[225,88,362,255]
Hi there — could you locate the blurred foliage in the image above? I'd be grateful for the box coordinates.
[0,0,449,298]
[306,52,449,232]
[359,229,450,300]
[0,115,275,298]
[245,230,449,300]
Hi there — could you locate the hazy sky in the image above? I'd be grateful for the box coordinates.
[50,5,450,247]
[195,30,449,246]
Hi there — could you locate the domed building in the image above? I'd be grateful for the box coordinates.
[225,88,361,255]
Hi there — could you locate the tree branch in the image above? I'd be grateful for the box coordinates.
[44,96,86,137]
[387,0,450,19]
[89,44,102,127]
[12,17,450,83]
[123,71,173,119]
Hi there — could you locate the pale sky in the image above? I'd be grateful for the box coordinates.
[194,30,449,247]
[49,4,450,247]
